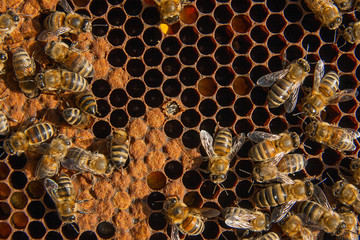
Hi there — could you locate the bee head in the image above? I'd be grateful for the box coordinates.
[297,58,310,72]
[81,19,91,32]
[335,221,346,236]
[3,140,14,155]
[289,132,300,148]
[328,16,342,30]
[35,73,46,89]
[252,165,264,182]
[303,103,316,117]
[305,120,318,137]
[210,174,227,183]
[0,52,8,61]
[332,180,346,197]
[304,180,314,197]
[58,134,72,146]
[350,159,360,171]
[163,196,179,211]
[7,10,20,22]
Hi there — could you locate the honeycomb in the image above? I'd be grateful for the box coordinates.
[0,0,360,239]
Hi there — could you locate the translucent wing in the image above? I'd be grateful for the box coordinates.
[313,185,332,211]
[313,60,324,90]
[59,0,74,13]
[257,69,289,87]
[228,133,246,160]
[200,130,215,158]
[224,212,256,229]
[272,152,287,166]
[44,178,59,201]
[199,207,221,219]
[344,127,360,139]
[171,225,180,240]
[248,131,281,143]
[284,81,301,113]
[277,174,295,184]
[271,200,296,223]
[37,27,72,41]
[328,89,357,104]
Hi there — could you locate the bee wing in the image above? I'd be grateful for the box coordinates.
[284,81,301,113]
[344,127,360,139]
[228,133,246,160]
[257,69,290,87]
[302,227,316,240]
[200,130,216,158]
[313,60,325,90]
[37,27,72,41]
[273,152,287,165]
[58,0,75,13]
[271,200,297,223]
[199,207,221,219]
[328,89,357,104]
[171,225,180,240]
[277,174,295,184]
[44,178,59,201]
[247,131,281,143]
[224,212,256,229]
[313,185,332,211]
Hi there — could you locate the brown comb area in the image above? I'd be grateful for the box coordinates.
[0,0,359,239]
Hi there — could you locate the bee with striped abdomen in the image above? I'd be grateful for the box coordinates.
[3,122,56,155]
[75,91,97,116]
[278,213,315,240]
[62,108,92,129]
[304,0,342,30]
[223,207,271,232]
[44,174,77,222]
[0,50,7,75]
[153,0,189,25]
[243,232,281,240]
[305,119,360,152]
[35,134,72,179]
[163,196,220,239]
[38,0,91,40]
[337,206,360,240]
[252,153,307,184]
[200,128,245,183]
[301,60,356,117]
[36,68,89,93]
[45,41,94,78]
[248,131,300,163]
[332,179,360,214]
[0,10,20,42]
[110,129,129,169]
[257,58,310,113]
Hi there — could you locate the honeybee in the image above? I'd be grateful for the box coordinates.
[248,131,300,162]
[44,41,94,78]
[350,158,360,185]
[223,207,271,232]
[278,213,315,240]
[44,174,76,222]
[75,91,97,116]
[243,232,281,240]
[110,129,129,169]
[0,10,20,42]
[303,0,343,30]
[61,147,112,176]
[304,119,360,152]
[35,134,72,179]
[163,196,220,238]
[332,179,360,214]
[333,0,355,11]
[153,0,189,25]
[3,122,56,155]
[35,68,89,93]
[257,58,310,113]
[62,108,92,129]
[343,21,360,44]
[0,50,8,75]
[38,0,91,41]
[252,153,307,184]
[200,128,245,183]
[337,206,360,240]
[162,99,184,117]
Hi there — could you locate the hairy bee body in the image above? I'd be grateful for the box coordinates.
[343,21,360,44]
[35,135,72,179]
[305,120,360,152]
[0,10,20,41]
[254,180,314,208]
[44,174,76,222]
[0,111,9,135]
[223,207,270,232]
[62,108,92,129]
[304,0,342,30]
[337,207,360,240]
[36,68,88,93]
[248,132,300,162]
[45,41,94,78]
[213,128,232,156]
[110,129,129,169]
[12,48,36,81]
[153,0,188,25]
[333,0,355,11]
[24,123,55,145]
[0,50,8,75]
[280,214,315,240]
[332,180,360,214]
[75,91,97,116]
[296,200,346,236]
[44,12,90,34]
[61,147,111,176]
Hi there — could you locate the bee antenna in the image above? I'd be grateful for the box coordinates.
[219,183,229,196]
[237,168,251,175]
[92,23,109,27]
[292,111,304,117]
[220,232,230,240]
[70,223,79,234]
[248,181,254,193]
[303,143,312,150]
[326,172,336,184]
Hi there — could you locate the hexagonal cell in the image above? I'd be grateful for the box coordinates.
[182,170,202,190]
[231,0,251,13]
[250,45,269,63]
[143,27,162,46]
[268,55,283,73]
[8,155,27,170]
[266,0,286,12]
[181,109,200,128]
[108,48,127,67]
[126,79,146,98]
[182,130,201,148]
[147,171,166,190]
[124,17,144,36]
[302,34,321,52]
[163,78,181,97]
[144,48,163,66]
[107,7,126,26]
[0,222,11,239]
[145,89,164,108]
[10,192,27,209]
[233,77,253,96]
[284,24,304,43]
[180,5,199,24]
[45,231,63,240]
[199,99,218,117]
[96,99,111,118]
[142,6,160,25]
[179,46,199,65]
[0,202,11,220]
[319,44,338,63]
[149,212,167,230]
[180,67,199,86]
[266,14,286,33]
[91,18,109,36]
[216,88,235,106]
[269,117,288,134]
[162,57,181,76]
[147,192,166,210]
[304,139,323,156]
[44,211,62,229]
[196,57,217,75]
[215,25,234,44]
[234,98,253,117]
[125,38,145,57]
[285,45,304,62]
[161,37,181,55]
[62,223,80,239]
[124,0,142,15]
[321,168,341,186]
[198,76,217,96]
[231,15,252,33]
[27,201,45,219]
[196,0,216,13]
[179,26,198,45]
[10,171,27,190]
[164,120,183,138]
[11,212,28,229]
[215,46,235,65]
[339,74,358,89]
[249,4,269,22]
[233,56,252,74]
[251,107,270,126]
[93,121,111,139]
[109,89,128,107]
[322,148,342,166]
[197,36,217,55]
[0,162,10,180]
[90,0,108,16]
[203,221,220,239]
[302,13,321,32]
[216,108,236,127]
[200,181,220,199]
[26,180,45,199]
[28,221,46,239]
[183,191,203,208]
[250,86,267,106]
[338,54,357,72]
[92,79,111,98]
[12,231,29,240]
[218,190,236,208]
[197,15,216,34]
[235,180,253,198]
[232,35,252,54]
[214,4,234,23]
[284,4,302,22]
[339,116,358,130]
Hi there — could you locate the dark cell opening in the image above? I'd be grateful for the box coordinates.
[143,27,162,46]
[92,79,111,98]
[339,74,357,90]
[231,0,251,13]
[180,26,198,45]
[162,58,181,76]
[319,27,336,43]
[319,44,338,63]
[96,222,115,239]
[322,148,341,166]
[215,26,234,44]
[266,14,286,33]
[269,117,288,134]
[251,25,269,43]
[250,45,269,63]
[142,6,160,25]
[181,109,200,128]
[197,36,217,55]
[107,29,126,47]
[340,98,357,114]
[161,37,181,55]
[235,160,253,178]
[180,68,199,86]
[232,35,252,54]
[124,17,143,36]
[147,192,165,210]
[145,90,164,108]
[150,233,167,240]
[164,120,183,138]
[203,221,220,239]
[200,120,217,136]
[214,4,233,23]
[92,120,111,138]
[62,223,79,239]
[10,171,27,189]
[91,18,108,36]
[164,161,183,180]
[234,98,252,116]
[215,46,235,64]
[251,107,270,126]
[196,57,217,75]
[284,4,302,22]
[124,0,142,15]
[182,130,201,148]
[107,8,126,26]
[8,155,27,169]
[250,65,269,83]
[28,221,46,239]
[163,78,181,97]
[0,162,9,180]
[304,139,322,156]
[250,4,268,22]
[44,211,62,229]
[181,88,200,107]
[222,171,238,188]
[233,56,252,74]
[125,38,145,57]
[0,202,10,220]
[127,79,146,98]
[97,100,110,117]
[196,0,216,13]
[197,16,216,34]
[198,77,217,96]
[339,116,358,130]
[285,45,303,62]
[108,48,127,67]
[199,99,217,117]
[27,201,45,219]
[110,109,128,128]
[89,0,108,16]
[216,88,235,106]
[200,181,219,199]
[302,14,321,32]
[127,100,146,117]
[232,15,252,33]
[218,190,236,208]
[110,89,128,107]
[302,34,321,52]
[183,171,202,190]
[149,212,167,230]
[268,56,283,72]
[267,0,286,12]
[80,231,98,240]
[43,193,56,209]
[250,86,267,105]
[219,231,237,240]
[127,59,145,77]
[215,67,235,86]
[216,108,236,127]
[338,54,357,72]
[322,168,341,186]
[180,47,198,65]
[12,231,29,240]
[144,48,163,66]
[183,192,203,208]
[284,24,304,43]
[236,180,253,198]
[144,69,163,88]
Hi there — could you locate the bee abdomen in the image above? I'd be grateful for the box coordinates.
[71,55,94,78]
[249,141,276,161]
[63,108,89,127]
[111,145,129,168]
[180,216,204,235]
[213,128,232,156]
[268,78,292,107]
[13,48,35,80]
[75,92,97,115]
[0,111,9,135]
[44,12,65,31]
[259,232,280,240]
[296,201,323,223]
[56,175,74,198]
[25,123,55,144]
[319,71,339,97]
[255,184,286,207]
[62,70,88,92]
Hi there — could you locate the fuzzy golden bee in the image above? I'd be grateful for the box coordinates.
[223,207,271,232]
[200,128,245,183]
[75,90,97,116]
[35,68,89,93]
[248,131,300,162]
[301,61,356,117]
[337,206,360,240]
[332,180,360,214]
[3,122,56,156]
[163,196,220,239]
[0,10,20,42]
[305,119,360,152]
[35,134,72,179]
[110,129,129,169]
[333,0,356,11]
[278,213,315,240]
[257,58,310,113]
[38,0,91,40]
[252,153,307,184]
[0,50,7,75]
[44,174,77,222]
[61,147,112,176]
[303,0,342,30]
[343,21,360,44]
[62,108,92,129]
[243,232,281,240]
[44,41,94,78]
[350,158,360,185]
[153,0,189,25]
